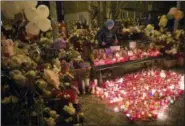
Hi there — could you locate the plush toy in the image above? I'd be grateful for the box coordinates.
[63,103,76,115]
[44,69,60,89]
[2,39,15,57]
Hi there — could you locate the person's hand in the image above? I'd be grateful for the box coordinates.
[102,42,106,46]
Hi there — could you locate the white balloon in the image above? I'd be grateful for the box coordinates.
[24,7,38,22]
[37,5,49,19]
[26,22,40,35]
[24,1,38,8]
[32,16,40,25]
[37,19,51,32]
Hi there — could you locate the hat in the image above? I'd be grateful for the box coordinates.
[105,19,115,27]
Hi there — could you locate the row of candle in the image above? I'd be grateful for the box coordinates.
[93,48,160,66]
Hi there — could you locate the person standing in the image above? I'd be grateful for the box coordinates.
[96,19,118,48]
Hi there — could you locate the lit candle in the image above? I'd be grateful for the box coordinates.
[82,80,86,94]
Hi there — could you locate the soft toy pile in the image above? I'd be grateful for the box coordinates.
[93,68,184,121]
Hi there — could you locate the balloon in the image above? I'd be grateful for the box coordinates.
[174,10,184,20]
[37,19,51,32]
[166,14,174,20]
[26,22,40,35]
[36,5,49,19]
[24,1,38,8]
[168,7,178,16]
[24,7,38,22]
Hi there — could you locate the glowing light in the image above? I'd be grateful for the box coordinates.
[151,89,156,95]
[116,78,124,83]
[120,105,125,110]
[169,85,175,90]
[126,113,130,117]
[157,111,167,120]
[160,71,166,78]
[120,90,127,95]
[114,107,119,112]
[179,76,184,90]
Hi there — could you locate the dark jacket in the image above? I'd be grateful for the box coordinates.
[96,26,117,48]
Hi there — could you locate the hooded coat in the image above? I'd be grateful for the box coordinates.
[96,25,118,48]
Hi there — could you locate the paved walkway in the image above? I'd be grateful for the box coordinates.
[80,67,184,126]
